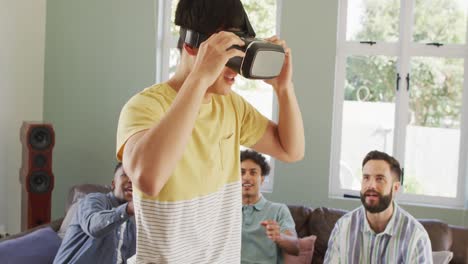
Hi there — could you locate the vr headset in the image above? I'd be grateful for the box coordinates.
[179,15,285,79]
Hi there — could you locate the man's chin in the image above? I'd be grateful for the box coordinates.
[125,193,133,201]
[215,86,232,95]
[242,192,257,198]
[365,206,382,214]
[363,202,390,214]
[209,81,234,95]
[221,88,232,95]
[364,198,379,207]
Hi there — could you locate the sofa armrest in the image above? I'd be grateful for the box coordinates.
[308,207,347,264]
[287,205,313,237]
[418,219,452,251]
[66,184,111,212]
[0,218,63,243]
[449,225,468,264]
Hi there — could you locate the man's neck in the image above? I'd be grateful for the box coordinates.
[365,202,395,233]
[111,192,126,205]
[242,194,262,205]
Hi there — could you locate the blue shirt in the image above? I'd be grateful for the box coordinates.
[53,192,136,264]
[241,196,296,264]
[324,203,433,264]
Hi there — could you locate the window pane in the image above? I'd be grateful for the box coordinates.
[233,80,273,119]
[170,0,179,36]
[340,55,397,191]
[242,0,277,37]
[404,57,464,197]
[413,0,468,44]
[346,0,400,42]
[168,48,180,78]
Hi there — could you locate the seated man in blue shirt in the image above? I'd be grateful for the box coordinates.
[240,150,299,264]
[54,162,136,264]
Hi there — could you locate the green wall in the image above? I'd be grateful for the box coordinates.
[44,0,156,219]
[264,1,339,207]
[43,0,467,226]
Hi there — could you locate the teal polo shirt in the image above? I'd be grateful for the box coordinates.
[241,196,296,264]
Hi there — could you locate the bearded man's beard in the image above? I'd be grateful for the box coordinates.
[360,189,393,214]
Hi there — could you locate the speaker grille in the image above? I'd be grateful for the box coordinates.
[28,171,51,193]
[29,127,53,150]
[33,154,47,168]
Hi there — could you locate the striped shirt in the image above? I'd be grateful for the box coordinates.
[131,183,242,263]
[324,203,433,264]
[117,83,268,263]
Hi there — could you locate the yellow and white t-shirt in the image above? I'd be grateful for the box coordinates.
[116,83,268,264]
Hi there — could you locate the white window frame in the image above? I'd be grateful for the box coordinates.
[155,0,176,84]
[155,0,282,193]
[330,0,468,208]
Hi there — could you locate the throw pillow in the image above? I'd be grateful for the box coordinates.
[284,235,317,264]
[432,251,453,264]
[58,202,79,239]
[0,227,61,264]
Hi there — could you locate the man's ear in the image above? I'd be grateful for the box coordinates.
[261,175,265,185]
[183,43,197,56]
[393,180,401,193]
[111,180,115,191]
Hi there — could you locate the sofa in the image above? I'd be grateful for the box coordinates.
[288,205,468,264]
[1,184,467,264]
[0,184,111,263]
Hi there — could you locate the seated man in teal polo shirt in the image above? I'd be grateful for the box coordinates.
[241,150,300,264]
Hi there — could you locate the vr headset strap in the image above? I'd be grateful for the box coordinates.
[181,8,256,48]
[180,28,209,48]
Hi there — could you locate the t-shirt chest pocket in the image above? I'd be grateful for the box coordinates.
[218,132,234,170]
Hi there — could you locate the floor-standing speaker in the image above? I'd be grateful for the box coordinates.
[19,122,55,230]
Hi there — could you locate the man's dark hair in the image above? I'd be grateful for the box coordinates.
[362,150,402,182]
[240,150,270,177]
[114,162,123,174]
[174,0,250,50]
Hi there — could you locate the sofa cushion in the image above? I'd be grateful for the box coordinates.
[432,251,453,264]
[449,225,468,264]
[0,227,61,264]
[308,207,347,264]
[288,205,313,238]
[58,202,79,239]
[284,235,316,264]
[419,219,452,251]
[66,184,111,212]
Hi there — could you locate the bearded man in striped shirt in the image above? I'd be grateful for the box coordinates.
[324,150,432,264]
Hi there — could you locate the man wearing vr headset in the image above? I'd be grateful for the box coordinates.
[116,0,304,263]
